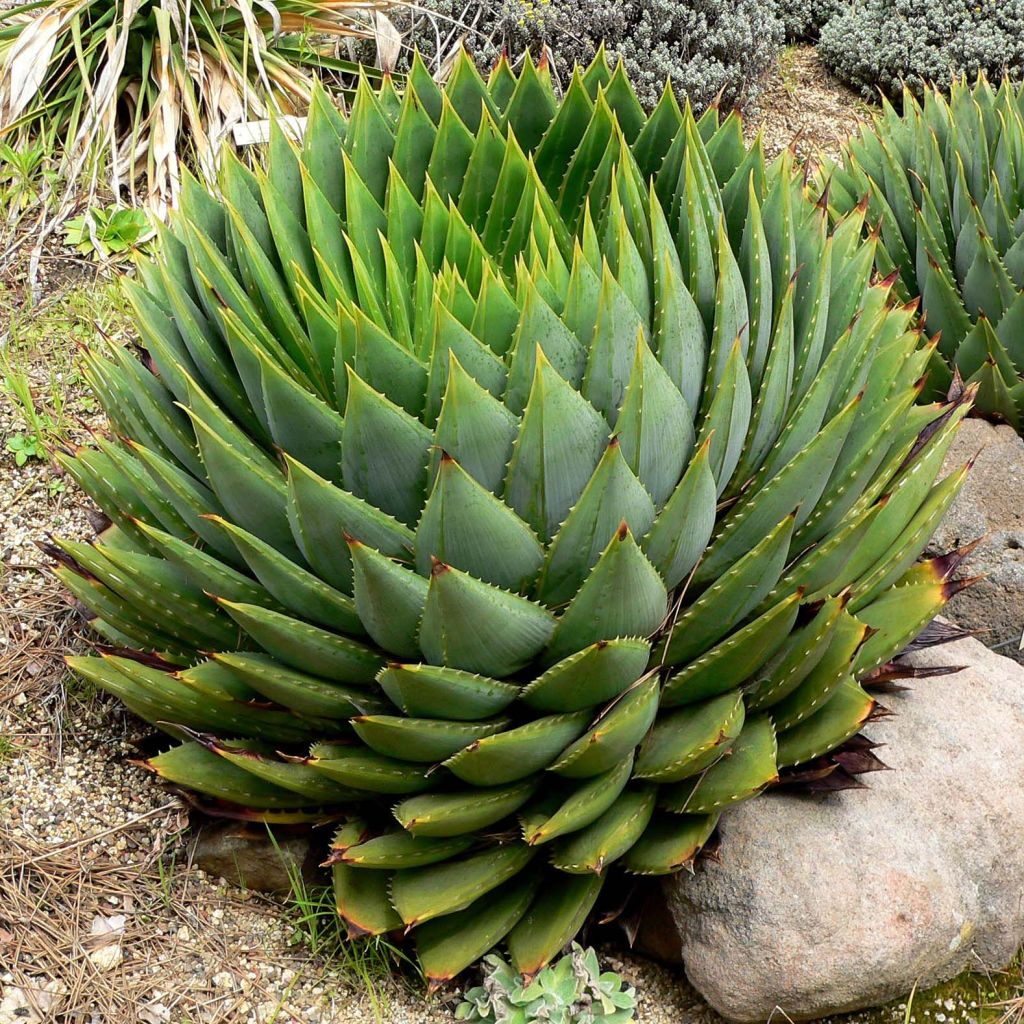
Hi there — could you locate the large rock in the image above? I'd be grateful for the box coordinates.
[929,418,1024,662]
[645,636,1024,1022]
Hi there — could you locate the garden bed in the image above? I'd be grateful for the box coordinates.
[3,42,1024,1024]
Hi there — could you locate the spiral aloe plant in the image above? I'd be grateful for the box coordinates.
[829,75,1024,429]
[58,49,970,984]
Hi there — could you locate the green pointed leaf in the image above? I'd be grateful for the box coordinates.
[660,715,778,814]
[209,516,363,634]
[416,455,544,591]
[770,610,868,732]
[507,873,604,976]
[776,678,874,769]
[419,562,556,677]
[634,692,745,783]
[616,336,695,508]
[504,351,609,543]
[333,862,402,938]
[444,711,591,786]
[433,351,520,495]
[622,812,719,875]
[551,787,655,874]
[545,525,667,666]
[285,454,414,596]
[342,831,474,870]
[349,538,427,659]
[694,339,752,495]
[308,741,431,794]
[520,639,650,714]
[417,876,539,987]
[660,513,797,666]
[550,674,660,779]
[390,843,534,928]
[395,778,538,837]
[538,441,656,606]
[341,369,432,528]
[378,663,520,722]
[213,652,384,719]
[525,753,635,847]
[217,599,383,682]
[352,714,509,764]
[661,590,803,707]
[145,742,311,808]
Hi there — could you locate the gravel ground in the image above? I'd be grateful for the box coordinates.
[745,44,871,164]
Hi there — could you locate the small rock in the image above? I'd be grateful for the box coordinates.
[0,979,65,1024]
[642,635,1024,1021]
[191,824,320,894]
[929,418,1024,662]
[84,914,124,971]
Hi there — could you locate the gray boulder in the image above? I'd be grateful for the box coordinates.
[645,636,1024,1022]
[929,418,1024,662]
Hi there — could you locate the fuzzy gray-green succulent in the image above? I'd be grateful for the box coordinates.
[457,945,635,1024]
[58,50,969,982]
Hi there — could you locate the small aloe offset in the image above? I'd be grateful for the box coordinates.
[456,945,635,1024]
[57,48,969,983]
[828,75,1024,429]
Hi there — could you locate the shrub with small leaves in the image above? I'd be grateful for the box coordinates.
[405,0,783,111]
[457,945,636,1024]
[773,0,848,41]
[818,0,1024,99]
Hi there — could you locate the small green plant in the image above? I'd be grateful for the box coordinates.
[273,828,404,1020]
[818,0,1024,98]
[156,847,178,911]
[404,0,783,111]
[6,429,48,465]
[0,138,60,213]
[0,358,63,463]
[457,946,636,1024]
[0,0,396,210]
[63,205,155,260]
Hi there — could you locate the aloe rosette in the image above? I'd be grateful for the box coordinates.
[830,75,1024,429]
[58,50,969,983]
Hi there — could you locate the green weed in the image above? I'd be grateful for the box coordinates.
[271,828,413,1021]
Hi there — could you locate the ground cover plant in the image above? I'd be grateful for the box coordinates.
[0,0,396,211]
[829,76,1024,429]
[774,0,847,42]
[54,49,972,986]
[456,944,635,1022]
[403,0,783,111]
[818,0,1024,99]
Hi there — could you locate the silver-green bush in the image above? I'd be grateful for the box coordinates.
[818,0,1024,97]
[404,0,783,110]
[774,0,847,41]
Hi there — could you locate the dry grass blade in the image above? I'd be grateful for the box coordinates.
[372,10,401,73]
[0,0,403,224]
[0,11,65,123]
